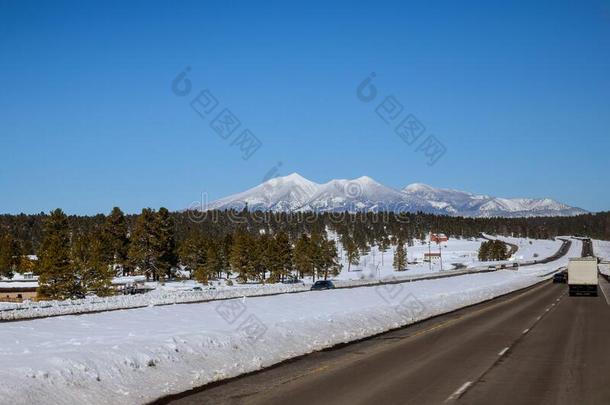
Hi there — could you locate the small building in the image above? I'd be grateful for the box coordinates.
[111,275,152,295]
[423,252,442,263]
[430,233,448,243]
[0,281,38,302]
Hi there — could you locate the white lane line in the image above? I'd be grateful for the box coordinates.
[599,277,610,307]
[536,316,542,321]
[498,347,509,356]
[446,381,473,402]
[522,328,530,335]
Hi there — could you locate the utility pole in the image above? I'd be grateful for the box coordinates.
[428,239,432,271]
[439,242,443,271]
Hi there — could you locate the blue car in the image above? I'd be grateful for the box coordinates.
[310,280,336,291]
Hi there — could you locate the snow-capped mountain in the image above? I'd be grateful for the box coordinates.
[206,173,319,211]
[202,174,587,217]
[402,183,588,217]
[298,176,431,213]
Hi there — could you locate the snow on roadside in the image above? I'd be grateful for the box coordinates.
[489,235,562,262]
[515,237,581,276]
[593,239,610,277]
[0,242,579,405]
[593,239,610,260]
[0,283,310,321]
[334,236,483,280]
[0,270,490,320]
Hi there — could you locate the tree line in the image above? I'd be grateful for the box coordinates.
[3,210,610,256]
[2,208,610,299]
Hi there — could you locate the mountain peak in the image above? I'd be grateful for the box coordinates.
[354,175,374,182]
[403,183,436,192]
[203,176,587,217]
[283,172,308,181]
[263,173,317,188]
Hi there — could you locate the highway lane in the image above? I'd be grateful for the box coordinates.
[459,276,610,405]
[155,239,593,405]
[582,238,594,257]
[157,281,573,405]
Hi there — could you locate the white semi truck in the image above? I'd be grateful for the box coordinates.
[567,257,598,296]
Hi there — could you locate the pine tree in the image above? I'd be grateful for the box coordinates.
[478,240,489,261]
[319,238,341,280]
[128,208,161,281]
[204,244,222,280]
[309,231,324,281]
[72,231,114,297]
[220,233,233,279]
[71,232,91,298]
[262,234,280,282]
[101,207,129,275]
[156,207,178,280]
[178,234,208,282]
[254,233,269,282]
[378,235,390,266]
[294,233,312,280]
[342,235,359,272]
[393,239,407,271]
[38,209,78,299]
[0,233,20,278]
[274,231,293,282]
[492,240,509,260]
[229,231,255,282]
[307,231,338,281]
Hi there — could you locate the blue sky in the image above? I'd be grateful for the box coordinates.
[1,0,609,215]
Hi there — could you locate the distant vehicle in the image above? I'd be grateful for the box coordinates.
[553,273,566,283]
[568,257,598,296]
[283,276,303,284]
[311,280,336,291]
[512,263,519,269]
[192,286,203,291]
[488,265,496,270]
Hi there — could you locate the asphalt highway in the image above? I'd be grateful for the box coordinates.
[157,274,610,405]
[156,239,608,405]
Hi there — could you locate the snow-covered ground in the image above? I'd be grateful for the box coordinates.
[593,239,610,277]
[593,239,610,260]
[0,238,582,405]
[334,237,482,280]
[489,235,562,262]
[334,235,565,281]
[511,236,581,275]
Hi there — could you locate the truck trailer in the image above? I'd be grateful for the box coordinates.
[567,257,598,296]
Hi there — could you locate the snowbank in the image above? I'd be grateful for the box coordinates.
[593,239,610,260]
[0,271,483,321]
[0,283,309,321]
